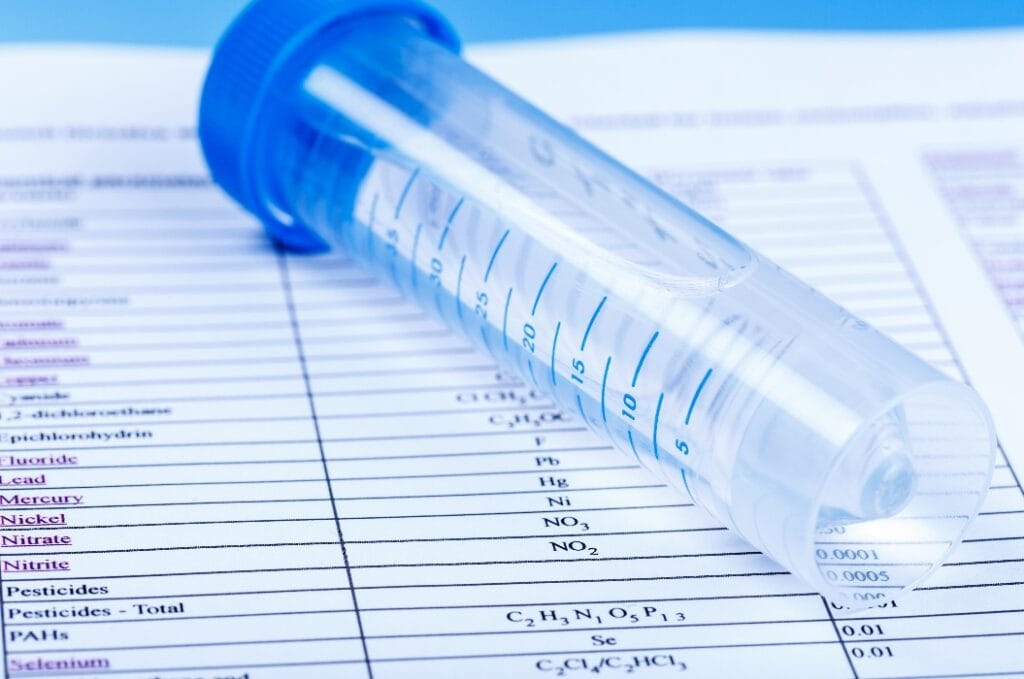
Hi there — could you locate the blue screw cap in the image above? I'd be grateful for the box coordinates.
[198,0,459,250]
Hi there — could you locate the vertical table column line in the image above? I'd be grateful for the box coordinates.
[822,596,859,679]
[276,249,375,678]
[0,544,7,679]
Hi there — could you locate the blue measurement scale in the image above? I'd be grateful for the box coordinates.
[354,156,717,485]
[199,0,996,607]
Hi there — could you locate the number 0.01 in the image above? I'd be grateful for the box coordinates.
[850,646,894,659]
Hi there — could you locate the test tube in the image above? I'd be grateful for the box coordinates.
[198,0,997,608]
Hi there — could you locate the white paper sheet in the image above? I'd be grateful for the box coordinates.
[0,30,1021,677]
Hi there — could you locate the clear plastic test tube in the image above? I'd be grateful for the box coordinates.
[198,0,997,608]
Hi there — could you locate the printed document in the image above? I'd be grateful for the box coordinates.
[0,29,1022,677]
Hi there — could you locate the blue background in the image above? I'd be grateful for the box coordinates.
[2,0,1024,46]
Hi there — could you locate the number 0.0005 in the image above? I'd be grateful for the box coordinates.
[824,569,890,582]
